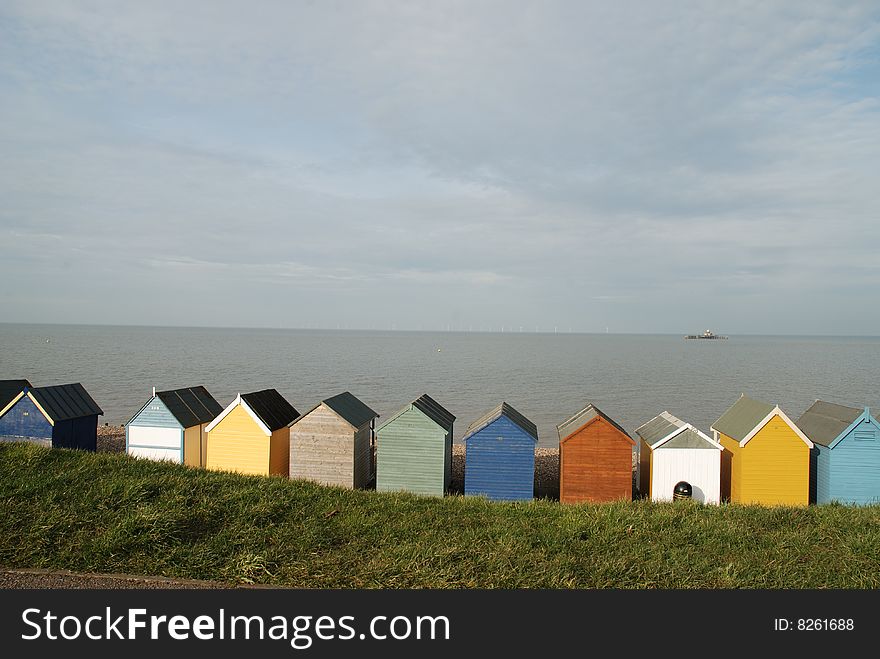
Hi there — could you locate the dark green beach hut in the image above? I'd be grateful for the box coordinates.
[375,394,455,497]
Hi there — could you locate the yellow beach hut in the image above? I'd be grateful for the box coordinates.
[711,394,813,506]
[205,389,298,477]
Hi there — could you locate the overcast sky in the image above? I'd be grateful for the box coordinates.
[1,1,878,334]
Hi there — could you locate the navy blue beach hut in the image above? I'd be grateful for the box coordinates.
[0,382,103,450]
[797,400,880,505]
[463,402,538,501]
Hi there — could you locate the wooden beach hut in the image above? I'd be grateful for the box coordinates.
[557,403,635,503]
[796,401,880,505]
[204,389,298,477]
[636,411,723,504]
[126,386,223,467]
[711,394,813,506]
[290,391,379,489]
[375,394,455,497]
[0,382,102,450]
[463,402,538,501]
[0,380,32,417]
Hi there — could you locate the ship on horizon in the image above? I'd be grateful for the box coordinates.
[684,329,728,340]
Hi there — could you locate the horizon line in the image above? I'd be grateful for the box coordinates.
[0,321,877,339]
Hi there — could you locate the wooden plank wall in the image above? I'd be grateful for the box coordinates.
[560,417,632,503]
[291,404,355,488]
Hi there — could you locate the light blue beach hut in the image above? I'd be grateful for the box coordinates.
[796,400,880,505]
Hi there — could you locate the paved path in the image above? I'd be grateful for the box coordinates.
[0,568,232,589]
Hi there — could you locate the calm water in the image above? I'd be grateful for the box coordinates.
[2,324,878,447]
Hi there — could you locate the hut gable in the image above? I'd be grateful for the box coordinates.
[464,402,537,442]
[796,400,864,449]
[0,379,32,416]
[712,394,812,448]
[557,403,633,444]
[207,389,299,436]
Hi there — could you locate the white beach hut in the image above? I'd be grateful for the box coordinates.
[636,411,723,504]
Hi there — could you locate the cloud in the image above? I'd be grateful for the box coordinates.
[0,1,878,333]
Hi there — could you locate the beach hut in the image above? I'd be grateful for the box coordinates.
[711,394,813,506]
[636,411,723,504]
[0,382,102,450]
[126,386,223,467]
[557,403,635,503]
[375,394,455,497]
[463,402,538,501]
[290,391,379,489]
[204,389,298,477]
[796,400,880,505]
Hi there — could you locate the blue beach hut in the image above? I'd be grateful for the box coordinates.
[463,402,538,501]
[0,382,103,450]
[796,400,880,505]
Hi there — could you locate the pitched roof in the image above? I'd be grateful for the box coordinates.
[463,402,538,441]
[556,403,633,443]
[635,411,685,446]
[412,393,455,431]
[712,394,775,442]
[322,391,378,428]
[155,386,223,428]
[29,383,103,421]
[661,427,719,449]
[796,400,863,448]
[240,389,299,431]
[0,379,31,412]
[376,393,455,433]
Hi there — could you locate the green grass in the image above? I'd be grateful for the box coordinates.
[2,443,879,588]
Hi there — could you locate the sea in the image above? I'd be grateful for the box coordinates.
[2,323,878,447]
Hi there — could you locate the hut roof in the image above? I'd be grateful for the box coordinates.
[463,402,538,441]
[322,391,379,428]
[796,400,864,448]
[0,379,32,412]
[711,394,775,442]
[556,403,633,443]
[378,394,455,432]
[635,411,685,446]
[155,386,223,428]
[29,383,103,422]
[636,411,721,450]
[240,389,299,432]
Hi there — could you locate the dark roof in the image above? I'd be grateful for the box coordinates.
[322,391,378,428]
[412,394,455,431]
[29,383,103,421]
[156,386,223,428]
[464,402,538,441]
[796,400,863,447]
[0,379,32,410]
[556,403,633,443]
[712,394,775,442]
[241,389,299,431]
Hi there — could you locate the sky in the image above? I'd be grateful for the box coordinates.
[1,1,878,335]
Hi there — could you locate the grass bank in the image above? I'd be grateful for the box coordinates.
[1,443,878,588]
